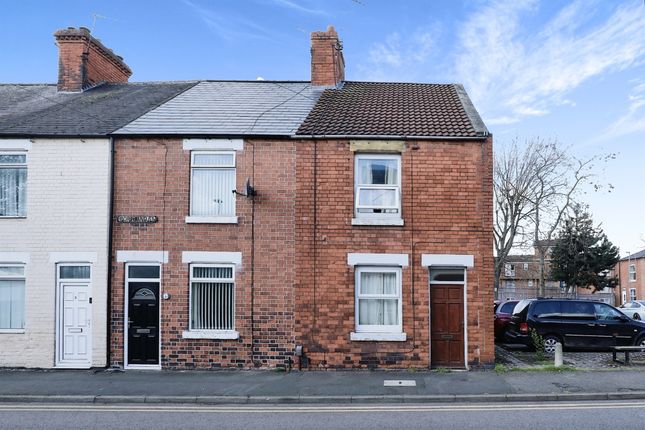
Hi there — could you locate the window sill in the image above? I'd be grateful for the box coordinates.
[0,216,26,219]
[182,330,239,340]
[350,332,407,342]
[351,218,404,226]
[185,216,238,224]
[0,329,25,334]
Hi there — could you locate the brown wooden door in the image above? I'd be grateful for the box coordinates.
[431,284,465,368]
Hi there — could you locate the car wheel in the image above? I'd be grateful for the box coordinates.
[635,336,645,347]
[634,313,641,320]
[543,335,560,354]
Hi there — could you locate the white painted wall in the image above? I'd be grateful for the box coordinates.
[0,138,110,368]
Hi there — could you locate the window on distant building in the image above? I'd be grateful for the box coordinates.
[0,153,27,217]
[354,267,402,334]
[189,151,236,219]
[189,264,235,332]
[523,263,529,271]
[629,264,636,282]
[505,263,515,277]
[630,288,637,302]
[354,154,401,222]
[528,280,533,287]
[0,265,25,330]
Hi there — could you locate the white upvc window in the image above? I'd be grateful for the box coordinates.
[523,263,529,271]
[629,264,636,282]
[189,151,236,219]
[504,263,515,277]
[354,266,402,334]
[630,288,637,302]
[0,153,27,217]
[0,264,25,330]
[188,264,236,333]
[354,154,401,220]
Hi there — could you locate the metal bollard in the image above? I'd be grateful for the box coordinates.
[554,342,563,367]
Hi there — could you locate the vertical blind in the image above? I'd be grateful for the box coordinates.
[0,280,24,329]
[191,152,236,217]
[0,154,27,217]
[191,266,234,331]
[191,169,235,216]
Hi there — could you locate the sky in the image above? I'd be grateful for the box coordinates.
[1,0,644,256]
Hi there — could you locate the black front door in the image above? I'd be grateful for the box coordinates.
[128,282,160,365]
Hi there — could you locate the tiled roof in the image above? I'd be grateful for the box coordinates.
[115,81,322,136]
[296,82,488,138]
[0,82,196,136]
[623,249,645,261]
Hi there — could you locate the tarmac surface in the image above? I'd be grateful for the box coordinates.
[2,367,645,404]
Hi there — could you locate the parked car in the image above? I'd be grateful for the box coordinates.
[506,298,645,353]
[619,301,645,320]
[494,300,519,341]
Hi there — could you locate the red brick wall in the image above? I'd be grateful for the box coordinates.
[310,26,344,86]
[614,258,645,305]
[294,138,494,369]
[110,138,295,369]
[56,33,130,91]
[111,136,494,370]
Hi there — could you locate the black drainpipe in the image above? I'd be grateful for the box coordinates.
[105,136,115,368]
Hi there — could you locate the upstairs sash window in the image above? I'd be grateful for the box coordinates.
[354,154,401,218]
[0,153,27,217]
[190,151,236,217]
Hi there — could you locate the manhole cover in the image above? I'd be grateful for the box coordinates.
[384,380,417,387]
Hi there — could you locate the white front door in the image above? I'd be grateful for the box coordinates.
[61,284,91,363]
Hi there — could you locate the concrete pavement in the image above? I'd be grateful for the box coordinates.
[2,368,645,404]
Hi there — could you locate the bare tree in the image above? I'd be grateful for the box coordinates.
[493,138,614,298]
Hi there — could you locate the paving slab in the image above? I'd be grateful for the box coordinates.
[2,368,645,404]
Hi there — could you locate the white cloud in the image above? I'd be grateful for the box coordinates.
[269,0,327,15]
[595,80,645,142]
[182,0,278,42]
[357,26,442,82]
[455,0,645,125]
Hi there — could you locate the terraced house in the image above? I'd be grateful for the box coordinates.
[1,25,493,370]
[0,27,192,368]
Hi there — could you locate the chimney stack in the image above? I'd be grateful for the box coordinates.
[310,25,344,87]
[54,27,132,92]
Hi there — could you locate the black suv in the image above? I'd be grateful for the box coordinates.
[505,299,645,353]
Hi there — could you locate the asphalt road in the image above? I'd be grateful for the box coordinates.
[2,401,645,430]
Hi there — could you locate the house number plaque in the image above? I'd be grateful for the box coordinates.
[116,215,158,224]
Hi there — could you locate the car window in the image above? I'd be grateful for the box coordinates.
[531,301,561,318]
[623,302,635,309]
[561,302,595,319]
[594,304,624,321]
[500,302,517,314]
[512,300,532,315]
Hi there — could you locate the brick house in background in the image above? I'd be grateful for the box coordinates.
[0,28,192,368]
[109,26,494,370]
[498,242,615,305]
[614,249,645,305]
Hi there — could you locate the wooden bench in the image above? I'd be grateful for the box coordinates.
[611,346,645,364]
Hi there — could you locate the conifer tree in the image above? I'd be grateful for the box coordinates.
[551,207,619,293]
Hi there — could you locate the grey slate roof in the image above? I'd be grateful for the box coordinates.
[623,249,645,261]
[115,81,322,136]
[296,82,489,138]
[0,82,196,136]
